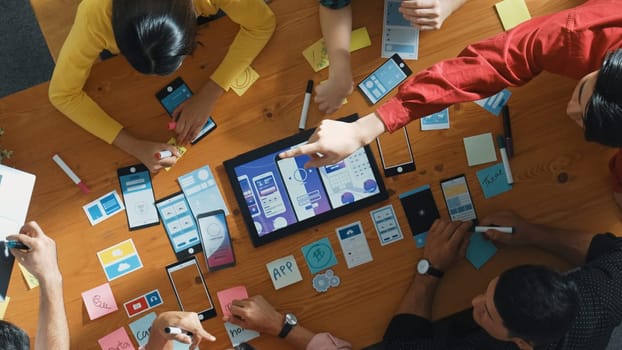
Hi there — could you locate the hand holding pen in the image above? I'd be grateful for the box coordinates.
[146,311,215,350]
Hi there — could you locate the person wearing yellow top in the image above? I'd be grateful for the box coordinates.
[49,0,276,172]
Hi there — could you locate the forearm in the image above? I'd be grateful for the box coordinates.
[353,112,387,146]
[197,79,224,107]
[319,5,352,83]
[526,223,594,266]
[396,275,440,319]
[35,275,69,350]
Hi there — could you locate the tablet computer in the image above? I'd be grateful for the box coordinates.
[224,114,388,246]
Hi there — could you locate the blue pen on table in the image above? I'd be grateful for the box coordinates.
[3,240,29,250]
[502,105,514,158]
[298,80,314,131]
[497,135,514,185]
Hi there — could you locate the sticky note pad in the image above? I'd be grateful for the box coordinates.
[225,322,260,347]
[217,286,248,317]
[463,133,497,166]
[164,138,187,172]
[495,0,531,31]
[303,27,372,72]
[301,237,338,274]
[0,297,10,319]
[476,163,512,198]
[82,283,118,320]
[18,263,39,289]
[231,66,260,96]
[466,232,498,270]
[129,312,156,347]
[98,327,135,350]
[266,255,303,290]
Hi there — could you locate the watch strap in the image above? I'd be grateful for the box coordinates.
[278,322,293,338]
[427,265,444,278]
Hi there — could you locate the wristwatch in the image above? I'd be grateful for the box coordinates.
[417,258,444,278]
[278,313,298,338]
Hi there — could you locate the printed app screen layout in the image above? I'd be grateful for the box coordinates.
[441,176,477,221]
[155,193,201,253]
[359,59,407,104]
[160,83,191,115]
[234,145,379,237]
[119,172,158,228]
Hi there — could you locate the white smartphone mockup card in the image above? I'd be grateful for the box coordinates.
[336,221,373,269]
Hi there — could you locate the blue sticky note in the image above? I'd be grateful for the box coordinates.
[301,237,338,274]
[466,232,498,270]
[414,232,427,248]
[129,312,156,346]
[474,89,512,116]
[476,163,513,199]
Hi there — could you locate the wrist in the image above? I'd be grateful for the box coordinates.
[354,113,386,146]
[269,312,285,337]
[39,270,63,288]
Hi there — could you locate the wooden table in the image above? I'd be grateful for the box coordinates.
[2,0,620,348]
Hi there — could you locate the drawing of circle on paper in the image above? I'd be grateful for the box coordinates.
[231,66,260,96]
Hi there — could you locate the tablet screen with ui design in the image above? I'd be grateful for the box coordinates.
[224,114,387,246]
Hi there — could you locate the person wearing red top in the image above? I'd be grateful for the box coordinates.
[280,0,622,207]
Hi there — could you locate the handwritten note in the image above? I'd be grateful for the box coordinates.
[266,255,303,290]
[231,66,260,96]
[302,27,372,72]
[224,322,260,347]
[98,327,135,350]
[129,312,156,347]
[18,263,39,289]
[82,283,118,320]
[495,0,531,31]
[476,163,512,198]
[217,286,248,317]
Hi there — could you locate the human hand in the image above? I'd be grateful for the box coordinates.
[173,80,223,145]
[146,311,216,350]
[422,219,473,271]
[131,139,180,173]
[314,77,353,115]
[399,0,464,31]
[6,221,61,285]
[479,211,535,247]
[223,295,284,337]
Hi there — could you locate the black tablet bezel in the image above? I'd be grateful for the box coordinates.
[223,114,388,247]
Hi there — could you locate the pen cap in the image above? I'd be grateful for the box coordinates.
[497,135,506,148]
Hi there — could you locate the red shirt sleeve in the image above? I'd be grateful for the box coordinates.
[609,149,622,193]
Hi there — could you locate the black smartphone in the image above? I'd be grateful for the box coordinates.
[196,210,236,271]
[165,256,217,321]
[117,164,160,230]
[440,175,478,223]
[357,53,412,105]
[376,127,415,177]
[156,77,217,145]
[154,192,203,260]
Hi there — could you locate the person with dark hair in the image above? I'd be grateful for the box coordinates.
[381,212,622,349]
[49,0,275,172]
[282,0,622,208]
[315,0,468,114]
[1,222,69,350]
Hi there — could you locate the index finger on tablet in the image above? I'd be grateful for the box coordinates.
[279,142,319,159]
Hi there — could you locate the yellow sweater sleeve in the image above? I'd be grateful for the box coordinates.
[48,0,123,144]
[204,0,276,90]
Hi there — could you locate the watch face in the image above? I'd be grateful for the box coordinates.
[285,313,298,326]
[417,259,430,274]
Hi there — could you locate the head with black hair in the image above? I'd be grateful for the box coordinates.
[112,0,197,75]
[472,265,579,350]
[0,320,30,350]
[566,49,622,147]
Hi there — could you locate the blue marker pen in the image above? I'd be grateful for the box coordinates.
[4,240,29,250]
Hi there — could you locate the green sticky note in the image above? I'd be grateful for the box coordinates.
[495,0,531,31]
[463,132,497,166]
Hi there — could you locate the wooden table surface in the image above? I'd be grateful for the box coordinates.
[2,0,621,348]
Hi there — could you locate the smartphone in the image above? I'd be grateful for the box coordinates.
[165,256,217,321]
[155,192,203,260]
[358,53,412,105]
[117,164,160,230]
[197,210,235,271]
[376,127,415,176]
[156,77,217,145]
[440,175,478,222]
[237,175,261,218]
[252,171,287,218]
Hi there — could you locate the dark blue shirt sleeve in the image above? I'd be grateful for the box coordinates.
[319,0,351,10]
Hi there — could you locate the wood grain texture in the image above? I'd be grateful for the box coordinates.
[4,0,621,348]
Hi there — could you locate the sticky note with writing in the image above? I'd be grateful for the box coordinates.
[266,255,302,290]
[224,322,260,347]
[217,286,248,317]
[476,163,513,198]
[82,283,118,320]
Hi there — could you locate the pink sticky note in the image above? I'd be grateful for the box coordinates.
[216,286,248,317]
[98,327,135,350]
[82,283,118,320]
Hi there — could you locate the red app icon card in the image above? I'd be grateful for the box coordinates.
[124,296,148,317]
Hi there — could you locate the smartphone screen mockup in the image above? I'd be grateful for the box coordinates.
[238,175,261,218]
[156,77,217,145]
[117,164,159,230]
[376,127,415,176]
[358,53,412,104]
[155,192,203,260]
[440,175,477,222]
[197,210,235,271]
[166,256,216,321]
[252,171,287,219]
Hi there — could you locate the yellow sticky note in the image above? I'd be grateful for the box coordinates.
[231,66,260,96]
[495,0,531,31]
[165,138,187,172]
[19,263,39,289]
[302,27,372,72]
[0,297,9,319]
